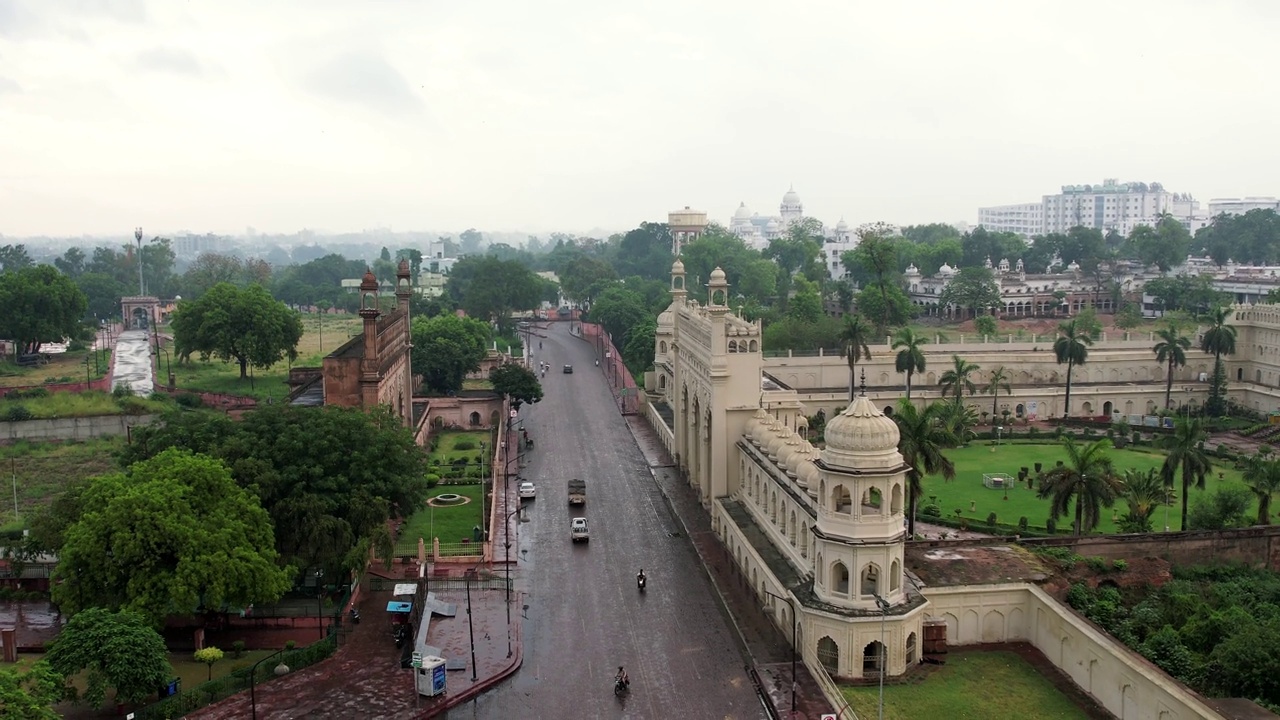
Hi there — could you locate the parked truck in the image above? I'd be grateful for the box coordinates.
[567,478,586,505]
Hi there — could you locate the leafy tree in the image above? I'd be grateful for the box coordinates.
[0,244,33,271]
[959,227,1026,270]
[1196,208,1280,265]
[1118,468,1165,533]
[1208,617,1280,700]
[837,315,872,401]
[894,400,956,537]
[939,354,980,404]
[1153,324,1191,410]
[52,449,292,624]
[939,266,1001,318]
[271,254,367,307]
[410,314,490,394]
[765,219,823,281]
[1160,416,1212,531]
[1037,438,1123,535]
[170,283,303,378]
[53,247,87,278]
[1241,455,1280,525]
[901,223,962,246]
[761,315,843,354]
[1060,226,1108,272]
[1144,274,1228,316]
[179,253,257,300]
[891,327,927,399]
[787,276,823,324]
[1053,318,1093,418]
[120,405,428,574]
[73,272,129,323]
[489,363,543,409]
[981,366,1012,424]
[459,228,485,255]
[843,226,907,331]
[1199,306,1237,416]
[1126,215,1191,271]
[445,256,544,331]
[193,646,224,682]
[45,608,171,708]
[853,284,912,333]
[0,266,88,353]
[0,660,61,720]
[622,318,657,376]
[831,279,855,314]
[1114,302,1143,329]
[613,222,674,282]
[1187,486,1251,531]
[588,286,651,347]
[1138,626,1200,684]
[974,314,998,337]
[558,256,618,304]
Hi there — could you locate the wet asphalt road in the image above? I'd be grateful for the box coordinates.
[111,329,155,395]
[448,323,765,720]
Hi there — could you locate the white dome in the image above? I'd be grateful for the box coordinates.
[835,219,849,231]
[744,408,769,440]
[782,188,801,205]
[777,435,802,473]
[709,266,727,284]
[766,218,782,230]
[657,309,674,329]
[752,413,779,446]
[733,202,752,220]
[672,258,685,274]
[820,395,904,472]
[938,263,955,276]
[905,263,920,276]
[766,424,792,460]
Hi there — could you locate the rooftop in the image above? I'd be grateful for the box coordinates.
[905,542,1052,587]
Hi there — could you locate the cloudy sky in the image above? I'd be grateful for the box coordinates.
[2,0,1278,238]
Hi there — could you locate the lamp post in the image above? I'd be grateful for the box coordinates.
[996,425,1003,448]
[504,505,523,657]
[872,593,890,720]
[156,346,173,388]
[761,588,797,717]
[134,227,144,295]
[465,564,478,681]
[250,647,287,720]
[315,569,325,642]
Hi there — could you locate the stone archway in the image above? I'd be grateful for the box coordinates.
[121,296,161,330]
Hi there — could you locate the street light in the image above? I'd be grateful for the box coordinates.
[134,227,144,295]
[465,563,479,681]
[872,593,891,720]
[250,647,287,720]
[761,588,797,717]
[314,569,325,642]
[503,505,523,658]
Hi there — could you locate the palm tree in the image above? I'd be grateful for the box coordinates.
[936,401,979,446]
[838,315,872,402]
[892,327,928,399]
[1160,416,1212,531]
[1200,306,1237,416]
[1117,468,1166,533]
[1152,324,1190,410]
[1242,454,1280,525]
[894,399,957,537]
[939,354,980,405]
[981,366,1012,426]
[1053,318,1093,418]
[1037,438,1124,535]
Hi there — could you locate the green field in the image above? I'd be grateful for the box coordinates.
[0,389,172,420]
[0,437,123,531]
[842,651,1091,719]
[0,349,112,389]
[427,430,492,480]
[398,484,487,545]
[920,441,1249,533]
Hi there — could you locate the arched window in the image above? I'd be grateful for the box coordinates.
[659,375,667,389]
[863,641,884,674]
[800,523,809,558]
[890,560,900,592]
[780,509,788,538]
[817,637,840,675]
[771,491,778,523]
[831,484,852,514]
[728,340,738,353]
[906,632,917,664]
[788,510,797,546]
[890,484,903,514]
[832,561,850,594]
[863,486,882,513]
[816,554,824,585]
[861,563,880,596]
[749,340,759,352]
[660,341,668,354]
[469,411,481,426]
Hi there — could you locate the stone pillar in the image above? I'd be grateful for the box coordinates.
[0,627,16,663]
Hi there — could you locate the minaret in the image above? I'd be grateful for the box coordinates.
[395,259,413,427]
[358,268,381,409]
[671,258,687,303]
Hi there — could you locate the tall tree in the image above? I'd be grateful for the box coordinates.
[410,314,490,394]
[0,265,88,353]
[891,327,928,399]
[1200,306,1237,416]
[838,315,872,401]
[170,283,303,377]
[981,365,1012,424]
[844,224,908,331]
[1054,318,1093,418]
[0,244,33,271]
[894,399,956,537]
[1118,468,1166,533]
[1153,324,1191,410]
[53,246,87,278]
[939,354,980,404]
[1038,438,1123,535]
[1161,416,1212,531]
[489,362,543,409]
[1241,455,1280,526]
[445,256,544,331]
[45,608,171,708]
[938,266,1001,319]
[51,449,293,625]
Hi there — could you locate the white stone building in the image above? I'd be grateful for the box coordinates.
[728,187,812,251]
[978,179,1202,238]
[1208,197,1280,216]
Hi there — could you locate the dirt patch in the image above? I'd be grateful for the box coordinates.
[907,543,1053,587]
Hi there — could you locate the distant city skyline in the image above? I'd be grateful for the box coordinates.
[2,0,1278,237]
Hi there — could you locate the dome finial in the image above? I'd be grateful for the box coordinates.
[859,368,867,397]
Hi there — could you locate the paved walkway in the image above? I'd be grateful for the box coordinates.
[625,415,835,720]
[110,329,154,395]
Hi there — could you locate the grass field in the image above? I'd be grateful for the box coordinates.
[0,389,172,420]
[921,441,1249,533]
[0,349,112,389]
[165,315,362,401]
[0,437,123,531]
[841,651,1091,720]
[398,484,486,544]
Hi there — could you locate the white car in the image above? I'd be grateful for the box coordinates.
[571,517,590,542]
[518,481,536,500]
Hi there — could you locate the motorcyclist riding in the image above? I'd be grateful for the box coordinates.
[637,569,646,590]
[614,666,630,694]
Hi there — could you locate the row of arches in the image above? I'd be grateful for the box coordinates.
[741,460,812,558]
[814,632,917,677]
[818,478,903,518]
[816,556,900,599]
[727,338,760,353]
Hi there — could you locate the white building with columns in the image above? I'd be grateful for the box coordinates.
[728,187,811,251]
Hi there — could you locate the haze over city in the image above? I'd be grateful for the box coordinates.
[2,0,1278,238]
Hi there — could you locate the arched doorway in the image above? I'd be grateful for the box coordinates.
[469,411,481,426]
[817,636,840,676]
[862,641,885,674]
[1102,401,1112,417]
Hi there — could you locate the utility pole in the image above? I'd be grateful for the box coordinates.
[135,227,145,295]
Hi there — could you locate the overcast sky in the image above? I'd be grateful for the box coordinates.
[2,0,1278,238]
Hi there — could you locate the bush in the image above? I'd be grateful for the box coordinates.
[1086,556,1110,573]
[1113,559,1128,571]
[425,474,440,488]
[453,438,477,451]
[1028,426,1040,438]
[1018,516,1029,531]
[175,392,204,408]
[232,640,246,659]
[3,405,32,422]
[921,504,941,517]
[1046,517,1057,534]
[5,388,49,400]
[986,512,998,527]
[111,384,134,398]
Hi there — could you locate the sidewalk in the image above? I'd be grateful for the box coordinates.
[625,415,834,720]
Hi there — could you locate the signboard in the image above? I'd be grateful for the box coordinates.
[431,663,446,694]
[411,652,423,669]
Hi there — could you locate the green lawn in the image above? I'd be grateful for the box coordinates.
[427,430,492,480]
[399,484,486,544]
[920,442,1249,533]
[0,349,112,388]
[0,437,123,531]
[0,389,172,420]
[842,651,1091,720]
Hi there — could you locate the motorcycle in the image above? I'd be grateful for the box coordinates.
[614,677,629,696]
[637,574,646,592]
[349,608,361,624]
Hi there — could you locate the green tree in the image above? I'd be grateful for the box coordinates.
[1153,324,1191,410]
[1037,438,1123,535]
[853,284,912,332]
[981,366,1012,424]
[612,222,675,282]
[445,256,544,331]
[1208,617,1280,700]
[1187,486,1252,531]
[120,405,428,574]
[1126,215,1191,271]
[588,286,650,346]
[73,272,129,323]
[0,244,33,271]
[894,399,956,537]
[1161,416,1212,531]
[0,660,61,720]
[489,363,543,409]
[1199,306,1237,416]
[938,266,1001,319]
[1144,274,1228,315]
[844,224,908,331]
[939,354,980,404]
[179,253,251,300]
[837,315,872,401]
[410,314,490,394]
[0,265,88,353]
[974,314,998,338]
[193,646,224,682]
[1118,468,1166,533]
[621,318,657,376]
[558,256,618,304]
[170,283,303,378]
[787,276,823,324]
[891,327,928,399]
[1053,318,1093,418]
[53,246,87,278]
[52,449,292,625]
[1242,454,1280,525]
[45,608,171,708]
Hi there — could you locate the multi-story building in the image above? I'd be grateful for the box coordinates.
[728,187,814,251]
[979,179,1202,238]
[976,203,1042,239]
[172,233,230,257]
[1208,197,1280,216]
